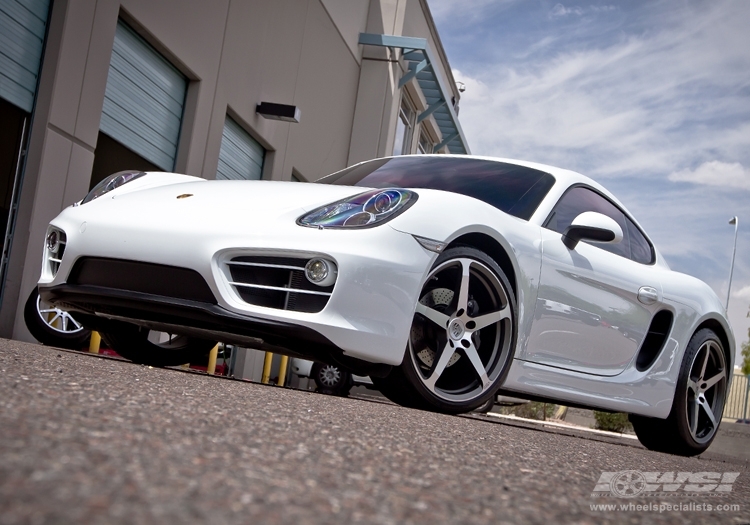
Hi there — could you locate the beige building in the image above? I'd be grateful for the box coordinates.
[0,0,468,342]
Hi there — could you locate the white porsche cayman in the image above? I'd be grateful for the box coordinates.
[37,155,734,456]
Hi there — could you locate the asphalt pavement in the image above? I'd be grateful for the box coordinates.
[1,339,749,525]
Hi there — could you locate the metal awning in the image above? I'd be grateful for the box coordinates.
[358,33,470,155]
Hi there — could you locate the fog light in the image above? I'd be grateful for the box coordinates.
[46,230,60,253]
[304,258,337,287]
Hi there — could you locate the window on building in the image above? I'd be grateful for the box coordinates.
[393,97,415,156]
[417,130,433,154]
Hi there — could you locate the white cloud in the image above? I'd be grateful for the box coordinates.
[668,161,750,190]
[549,3,615,18]
[735,285,750,301]
[550,4,583,17]
[448,1,750,180]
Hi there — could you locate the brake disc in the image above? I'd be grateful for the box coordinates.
[413,288,462,368]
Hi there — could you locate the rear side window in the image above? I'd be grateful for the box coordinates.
[545,186,654,264]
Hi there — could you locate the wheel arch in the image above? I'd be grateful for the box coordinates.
[446,232,517,300]
[693,317,734,371]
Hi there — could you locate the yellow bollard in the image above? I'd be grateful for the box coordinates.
[206,344,219,375]
[277,355,288,386]
[88,331,101,354]
[553,405,568,420]
[261,352,273,384]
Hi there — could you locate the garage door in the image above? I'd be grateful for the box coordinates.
[216,116,265,181]
[0,0,50,112]
[100,21,187,171]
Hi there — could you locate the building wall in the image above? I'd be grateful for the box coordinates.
[0,0,462,342]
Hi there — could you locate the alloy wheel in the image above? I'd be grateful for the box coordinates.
[409,256,513,402]
[36,295,85,335]
[685,339,727,444]
[318,365,342,387]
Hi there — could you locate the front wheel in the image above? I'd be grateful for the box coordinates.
[100,322,217,367]
[631,328,728,456]
[374,246,517,414]
[23,288,91,350]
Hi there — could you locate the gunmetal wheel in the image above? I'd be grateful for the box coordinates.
[683,335,727,445]
[374,246,516,413]
[23,288,91,350]
[631,328,728,456]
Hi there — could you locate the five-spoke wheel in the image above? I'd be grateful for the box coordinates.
[373,246,516,413]
[684,337,727,445]
[631,328,728,456]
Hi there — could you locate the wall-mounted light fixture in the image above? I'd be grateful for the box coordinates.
[256,102,301,123]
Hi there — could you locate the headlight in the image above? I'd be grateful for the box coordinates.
[81,170,146,204]
[297,188,417,229]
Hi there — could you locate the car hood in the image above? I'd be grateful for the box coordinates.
[98,179,365,215]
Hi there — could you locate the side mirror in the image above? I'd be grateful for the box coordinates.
[562,211,623,250]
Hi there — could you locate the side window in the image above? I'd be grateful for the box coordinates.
[545,186,631,259]
[627,219,654,264]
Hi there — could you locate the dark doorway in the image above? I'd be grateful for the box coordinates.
[90,132,160,190]
[0,98,29,241]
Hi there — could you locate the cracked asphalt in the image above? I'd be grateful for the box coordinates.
[1,339,749,524]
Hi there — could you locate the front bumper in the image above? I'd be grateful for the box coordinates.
[39,198,436,366]
[41,283,342,360]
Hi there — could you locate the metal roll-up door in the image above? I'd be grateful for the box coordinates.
[0,0,50,112]
[100,21,187,171]
[216,117,265,181]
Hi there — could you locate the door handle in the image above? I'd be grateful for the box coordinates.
[637,286,659,305]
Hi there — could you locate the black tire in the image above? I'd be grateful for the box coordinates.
[374,246,517,414]
[473,395,496,414]
[631,328,728,456]
[100,321,216,367]
[23,288,91,350]
[312,362,353,396]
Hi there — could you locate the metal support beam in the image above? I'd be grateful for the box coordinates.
[417,99,446,123]
[399,59,429,88]
[358,33,427,50]
[359,32,470,155]
[432,132,458,153]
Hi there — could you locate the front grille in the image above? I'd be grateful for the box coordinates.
[68,257,217,304]
[226,256,333,313]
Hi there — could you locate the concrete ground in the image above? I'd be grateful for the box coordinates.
[1,340,749,525]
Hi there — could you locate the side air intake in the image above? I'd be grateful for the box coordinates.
[635,310,674,372]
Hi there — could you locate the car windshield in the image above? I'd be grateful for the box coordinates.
[318,157,555,220]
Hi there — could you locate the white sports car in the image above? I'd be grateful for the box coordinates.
[37,155,734,456]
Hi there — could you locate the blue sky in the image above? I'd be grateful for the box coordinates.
[427,0,750,360]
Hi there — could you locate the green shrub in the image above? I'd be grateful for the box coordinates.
[500,401,556,421]
[594,411,632,433]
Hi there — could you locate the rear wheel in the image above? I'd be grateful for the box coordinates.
[631,328,728,456]
[373,246,517,413]
[101,322,216,367]
[23,288,91,350]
